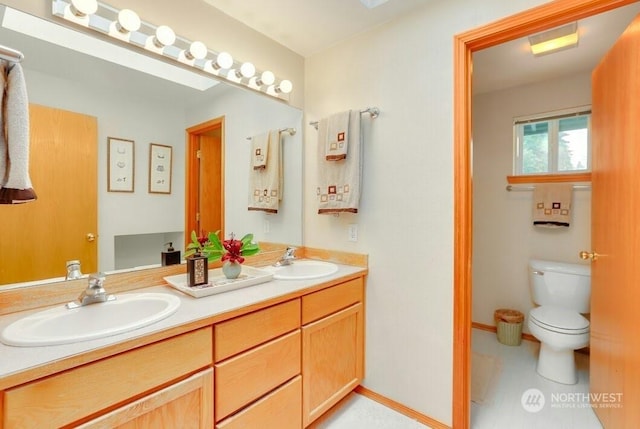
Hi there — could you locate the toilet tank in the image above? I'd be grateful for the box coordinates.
[529,259,591,313]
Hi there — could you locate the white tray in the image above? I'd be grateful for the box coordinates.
[163,266,274,298]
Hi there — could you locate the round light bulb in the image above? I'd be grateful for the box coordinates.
[116,9,141,33]
[240,62,256,78]
[216,52,234,69]
[186,41,208,60]
[258,70,275,86]
[277,80,293,94]
[154,25,176,47]
[70,0,98,16]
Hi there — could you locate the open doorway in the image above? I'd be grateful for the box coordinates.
[452,1,639,428]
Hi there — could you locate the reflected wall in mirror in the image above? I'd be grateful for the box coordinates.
[0,4,303,287]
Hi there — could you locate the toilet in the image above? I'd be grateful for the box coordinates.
[528,259,591,384]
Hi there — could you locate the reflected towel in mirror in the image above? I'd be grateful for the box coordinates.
[248,130,282,213]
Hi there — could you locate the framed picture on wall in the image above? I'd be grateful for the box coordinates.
[148,143,172,194]
[107,137,135,192]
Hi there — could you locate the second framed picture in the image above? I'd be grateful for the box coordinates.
[149,143,173,194]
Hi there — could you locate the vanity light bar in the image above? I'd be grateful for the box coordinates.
[51,0,293,100]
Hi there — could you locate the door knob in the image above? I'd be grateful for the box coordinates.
[86,233,96,242]
[579,251,599,261]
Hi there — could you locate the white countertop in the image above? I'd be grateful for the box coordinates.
[0,262,365,382]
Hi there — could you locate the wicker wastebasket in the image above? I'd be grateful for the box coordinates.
[494,309,524,346]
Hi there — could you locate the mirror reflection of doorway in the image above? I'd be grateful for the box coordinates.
[186,117,225,245]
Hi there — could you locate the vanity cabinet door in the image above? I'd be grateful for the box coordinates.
[77,368,213,429]
[2,328,212,428]
[302,302,364,427]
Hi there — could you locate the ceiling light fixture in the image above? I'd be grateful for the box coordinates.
[528,22,579,56]
[51,0,293,99]
[5,6,217,91]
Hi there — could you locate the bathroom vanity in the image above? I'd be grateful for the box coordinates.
[0,256,367,428]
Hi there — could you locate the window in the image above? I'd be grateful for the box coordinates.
[513,107,591,175]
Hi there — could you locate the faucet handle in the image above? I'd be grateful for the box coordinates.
[285,247,297,257]
[88,273,106,289]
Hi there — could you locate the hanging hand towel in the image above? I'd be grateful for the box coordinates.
[532,183,573,228]
[325,110,351,161]
[317,110,362,214]
[248,130,282,213]
[0,61,37,204]
[251,131,269,170]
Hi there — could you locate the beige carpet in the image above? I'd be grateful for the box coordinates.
[471,352,501,404]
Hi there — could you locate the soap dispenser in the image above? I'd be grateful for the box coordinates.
[161,242,181,266]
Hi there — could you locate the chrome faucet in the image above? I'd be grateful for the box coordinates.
[66,273,116,309]
[65,260,83,280]
[274,247,297,266]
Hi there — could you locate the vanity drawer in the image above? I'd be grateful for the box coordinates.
[302,277,364,324]
[214,299,300,362]
[215,329,301,421]
[3,327,213,429]
[216,375,302,429]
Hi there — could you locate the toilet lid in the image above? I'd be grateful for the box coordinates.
[530,306,589,334]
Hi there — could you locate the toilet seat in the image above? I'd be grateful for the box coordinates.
[530,306,589,335]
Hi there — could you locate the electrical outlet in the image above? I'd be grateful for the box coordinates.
[263,219,270,234]
[348,224,358,242]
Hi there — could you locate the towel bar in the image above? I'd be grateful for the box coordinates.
[309,107,380,129]
[506,184,591,191]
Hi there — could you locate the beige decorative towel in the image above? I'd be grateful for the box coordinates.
[325,110,351,161]
[533,183,573,228]
[251,131,269,170]
[0,61,37,204]
[248,130,282,213]
[317,110,362,214]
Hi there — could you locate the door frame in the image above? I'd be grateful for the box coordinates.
[186,116,225,246]
[452,0,636,427]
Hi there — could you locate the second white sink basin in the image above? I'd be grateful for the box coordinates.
[0,293,180,347]
[268,260,339,280]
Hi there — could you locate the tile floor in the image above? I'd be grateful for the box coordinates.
[471,328,603,429]
[316,393,429,429]
[316,329,603,429]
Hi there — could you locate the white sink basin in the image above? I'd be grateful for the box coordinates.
[0,293,180,347]
[268,260,339,280]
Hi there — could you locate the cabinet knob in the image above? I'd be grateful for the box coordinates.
[86,233,96,242]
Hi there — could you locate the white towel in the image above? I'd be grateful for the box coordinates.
[248,130,282,213]
[0,61,37,204]
[325,110,351,161]
[532,183,572,228]
[251,131,269,170]
[317,110,362,214]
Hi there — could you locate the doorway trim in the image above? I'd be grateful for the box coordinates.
[452,0,636,427]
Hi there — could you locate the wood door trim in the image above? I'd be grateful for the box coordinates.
[452,1,636,427]
[185,116,225,246]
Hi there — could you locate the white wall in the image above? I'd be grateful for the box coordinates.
[304,0,551,424]
[472,73,592,333]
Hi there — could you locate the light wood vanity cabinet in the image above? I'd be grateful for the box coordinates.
[301,277,365,427]
[0,271,366,429]
[214,300,302,427]
[2,327,213,429]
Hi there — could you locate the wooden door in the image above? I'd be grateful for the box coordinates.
[0,104,97,284]
[186,118,224,243]
[590,13,640,428]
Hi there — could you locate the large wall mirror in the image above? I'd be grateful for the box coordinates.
[0,4,303,287]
